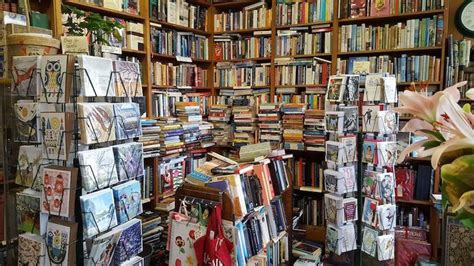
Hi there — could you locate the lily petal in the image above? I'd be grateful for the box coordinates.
[466,88,474,100]
[431,137,474,169]
[397,140,428,164]
[401,118,434,132]
[436,95,474,140]
[443,81,466,102]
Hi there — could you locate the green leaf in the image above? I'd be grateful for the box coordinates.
[418,129,446,142]
[422,140,442,149]
[463,103,472,113]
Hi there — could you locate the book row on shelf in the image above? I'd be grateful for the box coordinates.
[339,0,444,19]
[275,58,330,86]
[446,35,473,88]
[338,16,444,53]
[214,1,272,32]
[151,0,208,30]
[88,0,140,14]
[276,0,334,25]
[214,62,271,87]
[150,26,209,59]
[276,26,332,56]
[151,62,208,87]
[214,34,272,61]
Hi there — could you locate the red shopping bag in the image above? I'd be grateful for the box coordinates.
[194,204,233,266]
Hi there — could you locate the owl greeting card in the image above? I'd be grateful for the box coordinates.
[39,55,74,103]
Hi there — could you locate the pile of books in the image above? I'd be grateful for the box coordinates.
[138,210,165,258]
[304,109,325,151]
[208,104,232,146]
[281,103,306,150]
[232,98,257,148]
[140,119,161,158]
[257,102,282,149]
[157,118,184,158]
[198,121,215,148]
[292,240,323,265]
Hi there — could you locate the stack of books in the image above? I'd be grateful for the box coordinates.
[208,104,232,146]
[176,102,203,151]
[304,109,325,151]
[140,119,161,158]
[292,240,323,265]
[232,98,257,148]
[157,118,184,159]
[257,102,282,149]
[305,87,326,110]
[138,210,164,258]
[198,121,215,148]
[281,103,306,150]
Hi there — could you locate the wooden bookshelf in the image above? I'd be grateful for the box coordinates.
[63,0,146,21]
[338,46,443,56]
[338,9,445,24]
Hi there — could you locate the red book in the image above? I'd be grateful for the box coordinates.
[215,44,223,61]
[370,0,390,17]
[395,167,415,200]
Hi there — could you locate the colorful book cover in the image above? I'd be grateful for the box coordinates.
[80,188,118,238]
[78,147,119,192]
[40,112,72,161]
[370,0,390,17]
[377,204,396,230]
[16,189,47,235]
[361,226,378,257]
[45,218,78,266]
[14,101,40,143]
[377,234,395,261]
[12,55,40,97]
[113,142,144,181]
[112,180,143,224]
[77,55,115,96]
[87,227,122,266]
[113,60,143,97]
[113,218,143,263]
[15,145,43,190]
[18,232,45,265]
[78,103,116,144]
[40,166,78,218]
[113,102,142,140]
[39,55,73,103]
[362,197,379,227]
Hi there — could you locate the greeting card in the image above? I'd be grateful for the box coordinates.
[113,218,143,263]
[362,140,377,164]
[364,73,384,101]
[343,197,358,223]
[340,135,357,163]
[362,170,378,198]
[16,189,48,235]
[78,55,115,96]
[80,188,118,238]
[382,77,397,103]
[40,166,78,218]
[113,142,144,181]
[78,147,119,192]
[361,226,378,257]
[45,218,78,266]
[326,141,343,164]
[362,197,379,226]
[112,180,143,224]
[376,172,395,204]
[122,256,144,266]
[12,55,40,96]
[326,223,356,255]
[326,76,347,102]
[14,101,40,143]
[340,106,358,133]
[18,232,45,265]
[325,111,344,133]
[15,145,44,190]
[324,193,344,226]
[377,111,398,134]
[87,227,122,266]
[113,102,142,140]
[395,167,415,200]
[344,75,360,101]
[39,55,74,103]
[324,169,344,194]
[377,234,395,261]
[362,105,380,132]
[114,60,143,97]
[377,204,396,230]
[377,141,397,166]
[40,112,73,161]
[78,103,116,144]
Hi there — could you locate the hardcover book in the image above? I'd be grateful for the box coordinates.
[114,102,142,140]
[15,145,43,190]
[40,166,78,218]
[45,218,78,266]
[78,103,116,144]
[361,226,378,257]
[114,60,143,97]
[77,55,115,96]
[80,188,118,238]
[40,112,73,161]
[16,189,48,235]
[377,204,396,230]
[112,180,143,224]
[376,234,395,261]
[18,232,45,265]
[87,227,122,266]
[14,101,40,143]
[113,142,144,181]
[362,197,379,227]
[113,218,143,263]
[39,55,74,103]
[78,147,119,192]
[326,76,347,102]
[12,55,40,96]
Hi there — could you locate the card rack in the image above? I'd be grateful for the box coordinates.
[324,74,361,261]
[360,73,399,262]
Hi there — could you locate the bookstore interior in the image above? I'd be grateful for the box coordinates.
[2,0,474,265]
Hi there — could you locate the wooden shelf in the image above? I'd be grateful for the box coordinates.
[215,57,271,63]
[274,53,332,59]
[338,9,445,24]
[151,53,211,64]
[397,81,442,86]
[397,199,433,206]
[338,46,442,56]
[150,19,211,36]
[214,27,272,35]
[275,84,327,88]
[151,85,211,90]
[213,0,260,8]
[121,48,146,55]
[63,0,145,21]
[186,0,212,7]
[276,21,333,29]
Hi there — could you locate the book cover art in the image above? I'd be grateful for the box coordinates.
[364,74,384,101]
[87,227,122,266]
[40,112,72,161]
[15,145,43,190]
[370,0,390,17]
[341,135,357,163]
[113,142,144,181]
[113,102,142,140]
[78,147,119,192]
[362,105,380,132]
[377,234,395,261]
[361,226,378,257]
[78,103,116,144]
[326,76,347,102]
[362,170,378,198]
[80,188,118,238]
[39,55,73,103]
[377,172,395,204]
[377,204,396,230]
[339,165,357,193]
[382,77,397,103]
[114,60,143,97]
[362,140,377,164]
[350,0,367,18]
[344,75,360,101]
[14,101,40,142]
[395,167,415,200]
[340,106,358,133]
[18,233,45,265]
[12,55,40,96]
[112,180,143,224]
[114,218,143,263]
[16,190,47,235]
[377,141,397,166]
[41,166,77,218]
[343,198,358,223]
[45,218,77,266]
[362,197,379,226]
[78,55,115,96]
[326,141,343,164]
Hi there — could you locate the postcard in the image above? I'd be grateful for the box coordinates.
[87,226,122,266]
[18,233,45,265]
[40,112,73,161]
[112,180,143,224]
[377,204,396,230]
[78,103,116,144]
[362,140,377,164]
[78,55,115,96]
[113,218,143,263]
[325,111,344,133]
[377,234,395,261]
[14,101,40,143]
[41,166,78,218]
[78,147,119,192]
[80,188,118,238]
[39,55,74,103]
[326,76,347,102]
[12,55,40,96]
[45,218,78,266]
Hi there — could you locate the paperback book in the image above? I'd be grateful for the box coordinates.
[80,188,118,238]
[78,103,116,144]
[112,180,143,224]
[78,147,119,192]
[40,166,78,218]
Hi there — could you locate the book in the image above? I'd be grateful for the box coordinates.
[361,226,378,257]
[78,147,119,192]
[370,0,389,17]
[41,112,73,161]
[276,0,333,25]
[113,218,143,263]
[80,188,118,238]
[114,60,143,97]
[77,55,115,97]
[112,180,143,224]
[14,101,40,143]
[18,232,45,265]
[362,197,379,226]
[113,142,145,181]
[39,55,74,103]
[376,204,396,230]
[45,218,78,266]
[214,2,272,32]
[16,189,47,235]
[377,234,395,261]
[78,103,117,144]
[12,55,40,96]
[15,145,44,190]
[87,226,122,266]
[40,166,78,218]
[114,102,142,140]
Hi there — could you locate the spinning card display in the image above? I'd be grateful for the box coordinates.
[40,166,77,218]
[362,140,377,164]
[114,60,143,97]
[362,197,379,227]
[16,190,47,235]
[78,55,115,96]
[364,73,384,102]
[326,76,347,102]
[362,105,380,132]
[78,103,116,144]
[340,135,357,163]
[324,169,344,194]
[113,142,144,181]
[362,170,378,198]
[326,141,343,164]
[377,141,397,166]
[382,77,397,103]
[326,223,356,255]
[40,112,73,161]
[114,102,142,140]
[377,234,395,261]
[325,111,344,133]
[87,227,122,266]
[112,180,143,224]
[324,193,344,226]
[377,172,395,204]
[78,147,119,192]
[344,75,360,101]
[340,106,358,133]
[80,188,118,238]
[377,204,396,230]
[14,101,39,142]
[45,218,77,266]
[362,226,378,257]
[39,55,74,103]
[113,218,143,263]
[339,165,357,193]
[15,145,44,190]
[12,56,40,96]
[18,233,45,265]
[377,111,398,134]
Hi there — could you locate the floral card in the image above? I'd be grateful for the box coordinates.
[41,166,77,218]
[45,218,77,266]
[18,233,45,265]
